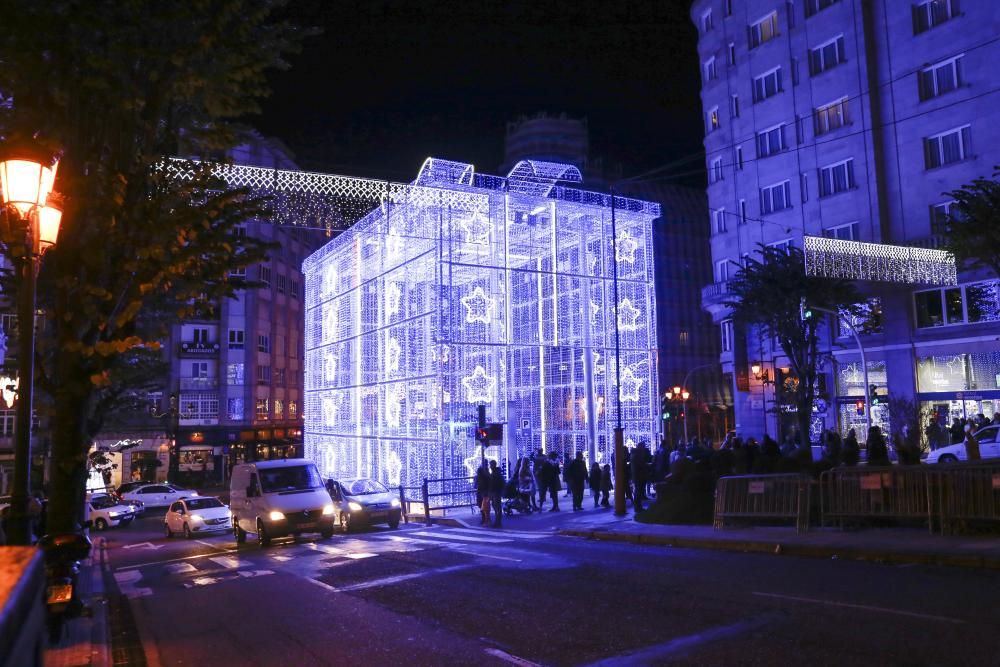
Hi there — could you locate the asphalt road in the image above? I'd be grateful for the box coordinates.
[101,511,1000,666]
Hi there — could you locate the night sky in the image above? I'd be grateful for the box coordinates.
[255,0,704,188]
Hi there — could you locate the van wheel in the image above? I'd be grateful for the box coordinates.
[257,519,271,547]
[340,513,351,534]
[320,526,334,539]
[388,519,399,529]
[164,523,173,538]
[939,454,958,463]
[233,518,247,544]
[183,524,192,539]
[95,518,108,531]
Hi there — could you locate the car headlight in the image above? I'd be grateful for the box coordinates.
[190,514,204,522]
[348,502,363,512]
[109,512,121,518]
[322,504,335,516]
[390,498,401,508]
[268,511,286,521]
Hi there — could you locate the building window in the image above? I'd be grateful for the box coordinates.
[276,274,287,294]
[288,335,297,360]
[795,115,805,144]
[809,35,846,75]
[274,399,284,419]
[730,94,740,118]
[815,98,849,135]
[739,199,747,225]
[721,320,734,352]
[755,124,786,158]
[714,208,727,234]
[819,159,855,197]
[768,238,793,253]
[702,9,714,32]
[913,0,958,35]
[759,180,792,215]
[228,329,245,350]
[181,392,219,420]
[710,157,724,183]
[725,0,733,17]
[227,363,245,386]
[823,221,859,241]
[930,200,958,234]
[728,43,737,66]
[258,334,271,353]
[230,266,246,278]
[915,280,1000,328]
[191,361,209,379]
[679,330,690,347]
[704,57,718,83]
[289,401,298,419]
[749,12,779,49]
[227,398,244,421]
[919,56,963,101]
[752,67,782,103]
[0,410,15,436]
[800,173,809,203]
[275,368,286,385]
[838,298,883,336]
[706,106,721,133]
[924,125,971,169]
[716,259,730,283]
[257,365,271,384]
[291,279,300,299]
[805,0,840,17]
[736,146,744,170]
[234,226,247,239]
[256,398,269,420]
[258,265,271,287]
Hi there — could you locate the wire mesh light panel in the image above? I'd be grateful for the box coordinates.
[303,158,660,494]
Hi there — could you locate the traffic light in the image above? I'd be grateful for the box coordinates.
[855,399,865,415]
[661,394,670,420]
[477,427,489,445]
[799,297,813,321]
[869,384,883,406]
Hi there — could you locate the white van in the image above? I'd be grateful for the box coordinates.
[230,459,336,546]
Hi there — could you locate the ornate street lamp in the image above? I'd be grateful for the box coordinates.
[0,142,63,545]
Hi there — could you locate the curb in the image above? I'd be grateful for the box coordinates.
[89,539,111,667]
[558,528,1000,571]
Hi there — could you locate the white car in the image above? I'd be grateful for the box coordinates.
[121,483,196,508]
[86,494,135,531]
[925,425,1000,464]
[164,496,231,539]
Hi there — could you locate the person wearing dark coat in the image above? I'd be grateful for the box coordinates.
[475,462,491,525]
[588,462,602,508]
[600,464,613,507]
[866,426,891,467]
[567,452,588,511]
[631,442,651,511]
[488,460,505,527]
[544,452,561,511]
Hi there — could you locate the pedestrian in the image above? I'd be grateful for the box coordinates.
[964,423,981,462]
[842,429,860,467]
[545,452,562,511]
[866,426,891,467]
[567,451,587,511]
[488,460,504,527]
[518,456,537,510]
[950,418,964,444]
[589,461,602,508]
[600,464,612,507]
[476,461,491,525]
[631,442,650,511]
[533,452,547,510]
[925,419,943,451]
[562,453,571,498]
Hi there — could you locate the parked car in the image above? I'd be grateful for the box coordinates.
[85,494,135,531]
[164,496,231,539]
[925,426,1000,464]
[325,478,401,532]
[230,459,336,546]
[90,492,144,516]
[121,483,196,508]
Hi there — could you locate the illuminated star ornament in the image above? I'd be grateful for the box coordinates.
[462,365,496,403]
[459,212,491,245]
[385,336,401,376]
[324,353,338,385]
[385,282,402,318]
[616,298,642,331]
[617,365,644,402]
[461,286,496,325]
[385,448,403,487]
[615,229,639,264]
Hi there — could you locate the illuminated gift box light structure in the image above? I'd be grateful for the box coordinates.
[302,158,660,489]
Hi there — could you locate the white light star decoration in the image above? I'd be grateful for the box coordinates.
[462,365,496,403]
[385,336,402,376]
[625,437,636,450]
[461,286,496,325]
[322,303,338,344]
[0,376,17,408]
[385,448,403,487]
[615,229,639,264]
[385,282,402,318]
[617,365,644,402]
[321,265,338,298]
[616,298,642,331]
[463,448,486,479]
[323,353,338,385]
[385,385,404,428]
[459,212,491,245]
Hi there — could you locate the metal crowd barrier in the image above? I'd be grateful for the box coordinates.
[937,463,1000,535]
[819,466,937,533]
[419,475,477,526]
[713,474,811,533]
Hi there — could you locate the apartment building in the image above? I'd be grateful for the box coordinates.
[692,0,1000,441]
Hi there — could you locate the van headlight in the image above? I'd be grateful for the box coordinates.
[322,504,335,516]
[268,511,286,521]
[390,499,401,508]
[348,502,363,512]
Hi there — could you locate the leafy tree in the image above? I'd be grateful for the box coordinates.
[0,1,312,533]
[944,168,1000,276]
[726,245,860,446]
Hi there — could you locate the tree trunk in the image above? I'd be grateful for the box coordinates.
[46,365,92,534]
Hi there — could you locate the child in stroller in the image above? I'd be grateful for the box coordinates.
[502,476,534,516]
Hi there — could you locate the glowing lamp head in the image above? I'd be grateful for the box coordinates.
[750,362,762,378]
[0,145,60,215]
[664,390,673,400]
[681,390,690,401]
[38,192,64,249]
[672,386,681,396]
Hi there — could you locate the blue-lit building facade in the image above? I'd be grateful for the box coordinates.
[302,158,660,487]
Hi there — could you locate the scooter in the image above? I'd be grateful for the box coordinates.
[38,531,92,644]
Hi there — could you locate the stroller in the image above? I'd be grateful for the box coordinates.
[502,478,534,517]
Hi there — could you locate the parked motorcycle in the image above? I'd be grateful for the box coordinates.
[38,531,92,643]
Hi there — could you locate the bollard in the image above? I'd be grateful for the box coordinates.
[422,479,431,526]
[398,485,408,525]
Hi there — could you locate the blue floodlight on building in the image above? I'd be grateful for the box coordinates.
[302,158,660,489]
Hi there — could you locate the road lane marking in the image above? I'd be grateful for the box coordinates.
[195,539,233,552]
[318,564,474,593]
[122,542,164,551]
[343,552,377,560]
[409,531,512,544]
[116,547,241,572]
[446,527,550,539]
[164,562,197,575]
[271,555,292,562]
[113,570,152,599]
[454,550,522,562]
[751,592,966,624]
[208,556,243,569]
[484,648,542,666]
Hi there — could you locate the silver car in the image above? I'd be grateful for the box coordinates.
[325,478,402,532]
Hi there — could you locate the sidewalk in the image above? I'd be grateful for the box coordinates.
[44,537,111,667]
[417,498,1000,570]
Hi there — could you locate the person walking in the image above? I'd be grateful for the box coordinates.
[631,442,650,511]
[567,452,587,511]
[545,452,561,511]
[588,461,602,508]
[964,423,982,462]
[600,464,612,508]
[475,461,491,525]
[842,429,860,467]
[533,452,547,510]
[517,456,537,510]
[488,460,505,527]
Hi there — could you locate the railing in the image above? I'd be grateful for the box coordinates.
[937,463,1000,535]
[820,466,937,533]
[178,341,220,355]
[418,476,477,526]
[700,280,733,306]
[179,377,218,390]
[714,474,811,533]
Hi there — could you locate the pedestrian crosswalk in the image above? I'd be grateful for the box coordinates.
[113,524,555,598]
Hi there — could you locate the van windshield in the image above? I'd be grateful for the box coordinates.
[259,465,323,493]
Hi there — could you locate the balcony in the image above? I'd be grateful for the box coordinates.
[179,341,220,356]
[179,377,218,391]
[701,281,734,307]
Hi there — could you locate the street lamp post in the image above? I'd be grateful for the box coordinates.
[609,186,627,517]
[151,392,194,484]
[0,144,63,545]
[750,362,775,438]
[680,363,717,445]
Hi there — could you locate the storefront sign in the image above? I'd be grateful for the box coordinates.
[860,474,882,491]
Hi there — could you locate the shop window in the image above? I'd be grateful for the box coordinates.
[914,280,1000,328]
[916,355,968,393]
[914,289,945,327]
[838,297,882,336]
[227,398,245,421]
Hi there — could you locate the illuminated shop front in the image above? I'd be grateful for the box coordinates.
[302,158,660,488]
[917,352,1000,427]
